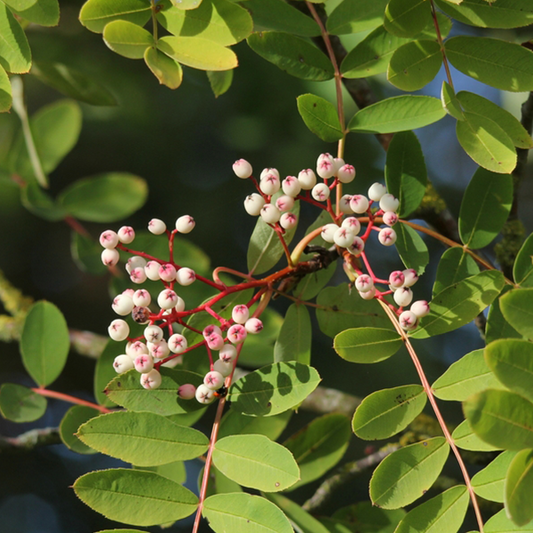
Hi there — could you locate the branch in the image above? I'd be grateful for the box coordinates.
[0,427,61,453]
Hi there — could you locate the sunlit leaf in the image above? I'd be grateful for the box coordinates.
[327,0,388,35]
[441,81,463,120]
[486,285,523,344]
[499,287,533,339]
[394,223,429,275]
[334,327,402,364]
[452,419,502,451]
[505,449,533,526]
[274,303,311,364]
[0,2,31,74]
[144,47,183,89]
[79,0,151,33]
[10,0,59,26]
[472,450,518,503]
[514,233,533,287]
[383,0,432,37]
[0,66,11,112]
[59,405,100,454]
[103,20,154,59]
[207,69,233,97]
[432,247,479,296]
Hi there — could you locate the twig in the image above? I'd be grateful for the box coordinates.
[0,427,61,453]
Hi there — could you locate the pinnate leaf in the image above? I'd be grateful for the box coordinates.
[394,223,429,275]
[10,0,59,27]
[485,509,533,532]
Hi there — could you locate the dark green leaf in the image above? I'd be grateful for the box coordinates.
[71,231,107,275]
[334,327,402,364]
[486,285,523,344]
[20,182,66,221]
[0,2,31,74]
[207,69,233,97]
[144,47,183,89]
[332,502,406,533]
[20,301,70,387]
[514,233,533,287]
[274,303,311,364]
[394,223,429,275]
[432,247,479,296]
[59,405,100,454]
[247,32,334,81]
[0,383,47,422]
[297,93,343,143]
[505,449,533,526]
[327,0,388,35]
[0,66,11,112]
[499,287,533,339]
[79,0,151,33]
[218,409,292,441]
[383,0,432,37]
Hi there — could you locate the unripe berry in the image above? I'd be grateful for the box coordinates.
[112,294,134,316]
[232,305,249,324]
[298,169,317,190]
[174,296,186,313]
[368,182,387,202]
[134,354,154,373]
[118,226,135,244]
[204,370,224,390]
[108,319,130,341]
[130,267,147,284]
[144,260,161,281]
[334,227,355,248]
[227,324,247,344]
[169,333,188,353]
[203,324,222,338]
[403,269,419,287]
[178,383,196,400]
[176,215,195,234]
[260,173,280,196]
[350,195,370,214]
[339,194,354,214]
[260,167,279,180]
[144,325,164,344]
[379,193,400,213]
[158,289,178,310]
[280,212,297,230]
[219,343,237,363]
[399,310,418,331]
[245,318,263,334]
[389,270,405,289]
[206,332,225,351]
[244,193,266,216]
[378,228,397,246]
[233,159,253,179]
[316,153,335,179]
[359,287,376,300]
[275,195,294,212]
[176,267,196,286]
[282,176,301,197]
[150,339,170,359]
[148,218,166,235]
[133,289,151,307]
[214,358,233,377]
[260,203,281,225]
[159,263,177,282]
[383,211,399,226]
[411,300,430,318]
[100,230,119,249]
[312,183,330,202]
[195,384,215,404]
[321,224,339,243]
[101,248,120,267]
[113,354,134,373]
[333,157,345,173]
[394,287,413,307]
[126,256,147,274]
[355,274,374,293]
[342,217,361,235]
[337,164,356,184]
[126,340,149,358]
[347,236,365,256]
[140,369,162,390]
[123,288,135,298]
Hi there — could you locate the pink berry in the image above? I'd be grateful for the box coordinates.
[101,248,120,267]
[411,300,430,318]
[99,230,119,249]
[134,354,154,373]
[204,371,224,390]
[260,173,280,196]
[337,164,356,184]
[280,212,297,230]
[159,263,177,282]
[342,217,361,235]
[157,289,178,310]
[203,325,222,338]
[275,195,295,212]
[378,228,397,246]
[389,270,405,289]
[311,183,330,202]
[130,267,147,284]
[178,383,196,400]
[227,324,247,344]
[126,340,148,358]
[355,275,373,293]
[399,310,418,331]
[206,332,225,351]
[232,305,249,325]
[316,153,335,179]
[118,226,135,244]
[339,194,354,214]
[245,318,263,334]
[403,269,419,287]
[383,211,398,226]
[347,236,365,256]
[359,287,376,300]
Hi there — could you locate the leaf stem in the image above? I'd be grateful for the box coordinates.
[429,0,454,90]
[32,388,111,413]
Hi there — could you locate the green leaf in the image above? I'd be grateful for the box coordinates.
[94,530,149,533]
[3,0,37,11]
[384,131,427,217]
[348,95,446,134]
[242,0,320,37]
[203,493,293,533]
[394,223,429,275]
[79,0,151,33]
[247,32,334,81]
[20,182,66,221]
[157,0,252,45]
[485,339,533,403]
[204,465,242,497]
[514,233,533,287]
[297,93,343,143]
[105,368,205,416]
[157,35,237,70]
[144,47,183,89]
[213,434,299,492]
[0,65,11,112]
[459,168,513,247]
[486,285,522,344]
[274,303,311,364]
[369,437,450,509]
[327,0,388,35]
[283,414,351,489]
[353,385,427,440]
[486,509,533,532]
[103,20,154,59]
[316,284,394,338]
[77,411,209,465]
[0,383,47,422]
[218,409,292,441]
[383,0,432,37]
[505,449,533,526]
[11,0,59,26]
[411,270,505,339]
[432,349,504,401]
[32,62,117,106]
[247,198,299,274]
[58,172,148,222]
[0,2,31,74]
[445,36,533,92]
[434,0,533,29]
[500,288,533,339]
[73,469,198,526]
[20,301,70,387]
[59,405,100,454]
[171,0,204,10]
[207,69,233,97]
[456,112,517,173]
[332,502,406,533]
[452,418,502,451]
[387,40,441,91]
[472,450,518,503]
[457,91,533,149]
[464,389,533,450]
[441,81,464,120]
[239,307,281,368]
[394,485,469,533]
[71,231,108,275]
[229,362,321,417]
[94,340,121,407]
[432,247,480,296]
[334,327,402,364]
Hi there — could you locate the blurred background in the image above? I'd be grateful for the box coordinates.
[1,1,532,531]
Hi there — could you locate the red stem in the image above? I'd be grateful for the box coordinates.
[32,388,111,413]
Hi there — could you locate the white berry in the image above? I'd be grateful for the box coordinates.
[298,169,317,190]
[176,215,195,234]
[99,230,119,249]
[399,311,418,331]
[144,261,161,281]
[379,193,400,213]
[282,176,301,197]
[140,369,162,390]
[108,319,130,341]
[394,287,413,307]
[350,195,370,214]
[118,226,135,244]
[144,325,164,344]
[169,333,188,353]
[337,164,356,184]
[260,203,281,225]
[411,300,430,318]
[195,384,215,404]
[368,183,387,201]
[176,267,196,286]
[312,183,330,202]
[244,193,266,216]
[101,248,120,267]
[113,354,134,373]
[280,212,297,230]
[112,294,134,316]
[245,318,263,334]
[233,159,253,179]
[378,228,397,246]
[148,218,166,235]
